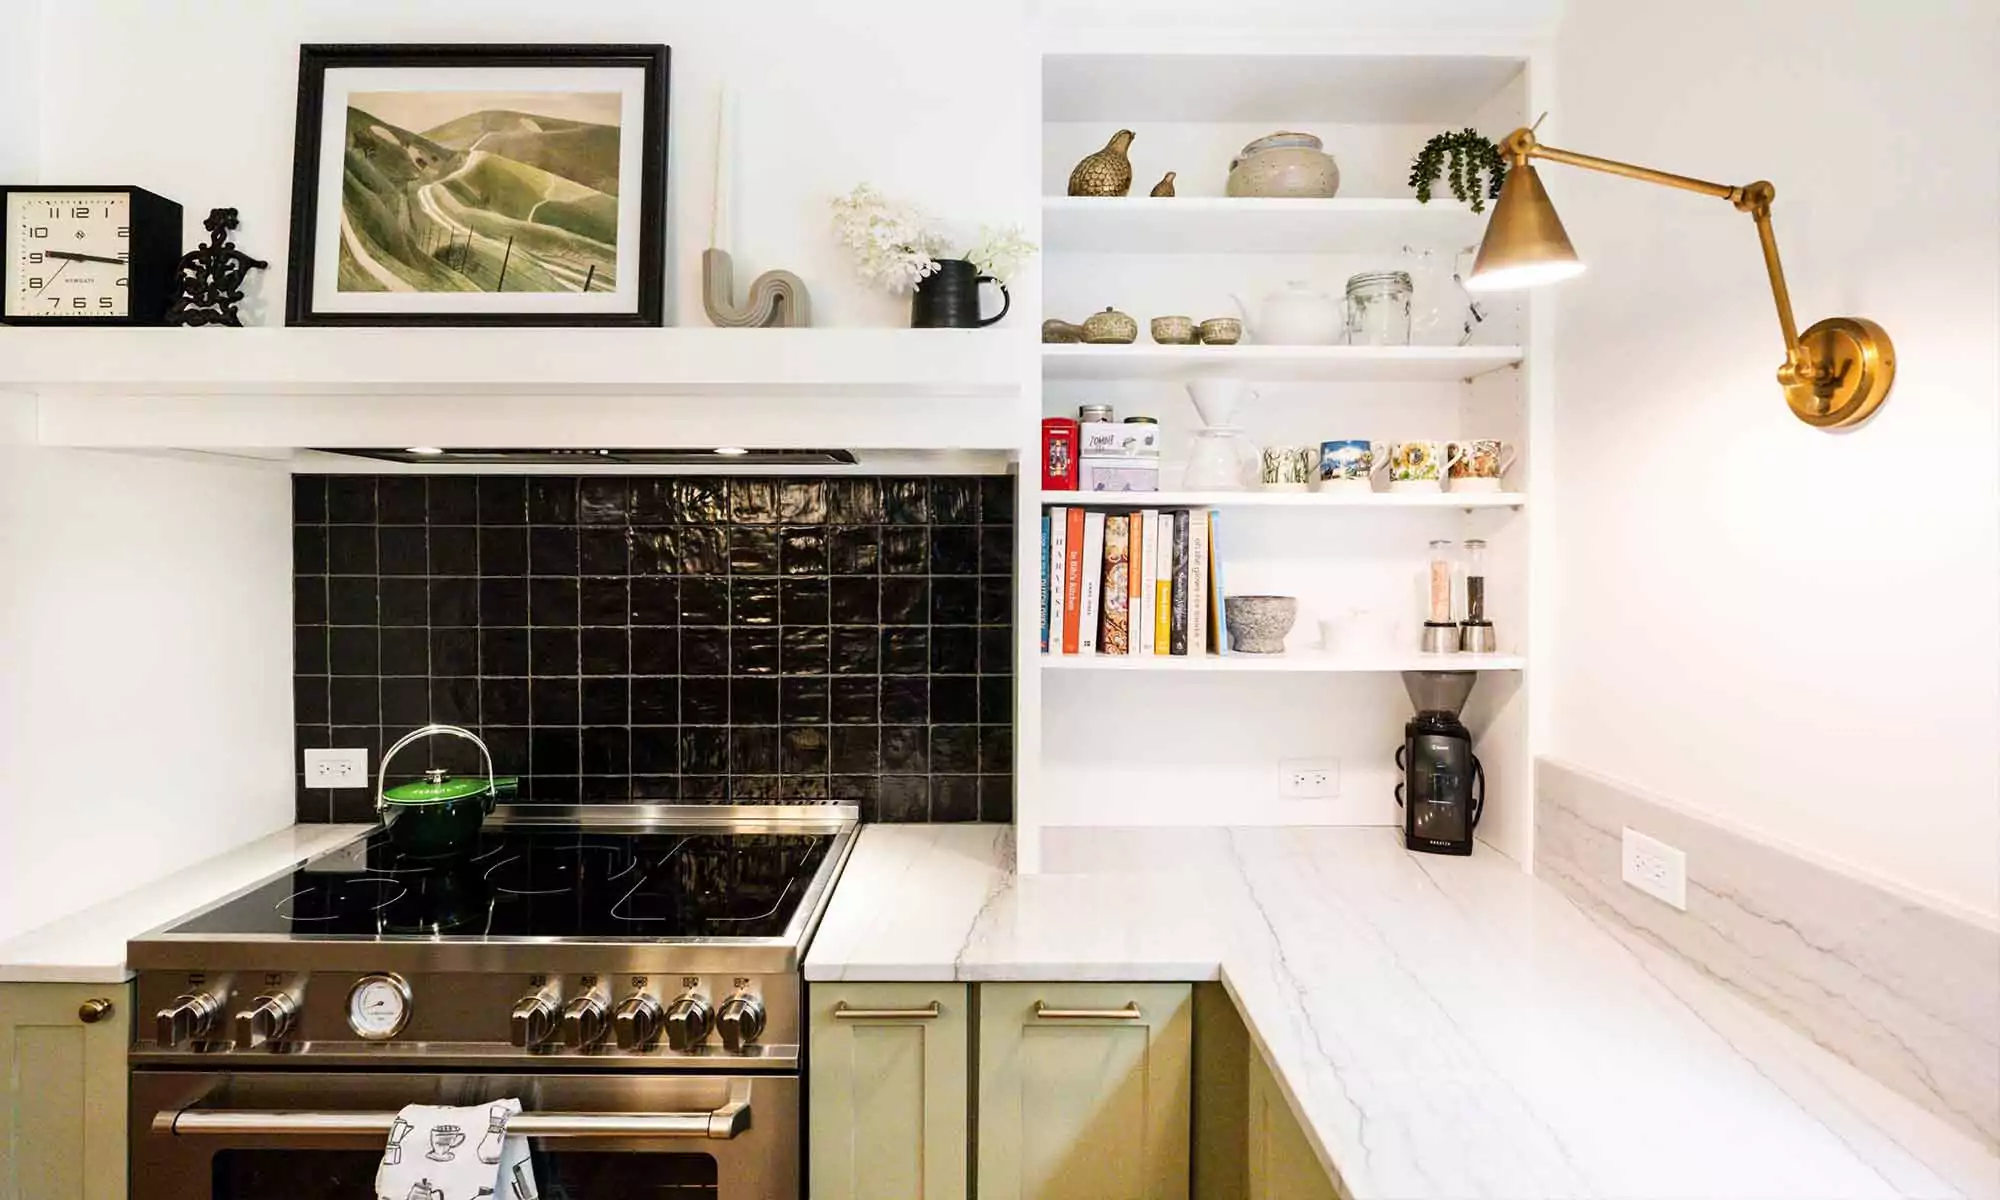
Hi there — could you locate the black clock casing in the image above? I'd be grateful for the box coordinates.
[0,185,182,325]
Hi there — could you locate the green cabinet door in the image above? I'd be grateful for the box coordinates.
[977,982,1192,1200]
[0,982,131,1200]
[1247,1047,1340,1200]
[809,982,969,1200]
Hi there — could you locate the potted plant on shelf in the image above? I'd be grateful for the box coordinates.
[830,184,1035,328]
[1408,129,1508,213]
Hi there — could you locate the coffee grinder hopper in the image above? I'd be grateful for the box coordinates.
[1402,670,1477,717]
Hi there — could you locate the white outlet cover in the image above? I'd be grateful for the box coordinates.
[305,747,370,789]
[1621,827,1688,910]
[1278,759,1341,799]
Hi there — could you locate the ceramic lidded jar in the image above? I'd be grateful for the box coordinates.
[1081,306,1139,344]
[1226,132,1340,199]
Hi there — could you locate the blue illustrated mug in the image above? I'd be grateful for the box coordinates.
[1318,440,1384,492]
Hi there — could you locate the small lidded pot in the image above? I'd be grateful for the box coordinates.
[1226,132,1340,198]
[1150,315,1197,344]
[1081,306,1139,344]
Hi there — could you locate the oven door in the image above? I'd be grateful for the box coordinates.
[132,1070,797,1200]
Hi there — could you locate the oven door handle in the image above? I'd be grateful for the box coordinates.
[153,1080,753,1141]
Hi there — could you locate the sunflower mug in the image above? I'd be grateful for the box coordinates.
[1386,440,1465,492]
[1446,439,1517,492]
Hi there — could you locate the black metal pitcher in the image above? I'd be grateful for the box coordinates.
[911,258,1011,328]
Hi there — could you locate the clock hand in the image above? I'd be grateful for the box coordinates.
[32,260,70,296]
[45,250,124,266]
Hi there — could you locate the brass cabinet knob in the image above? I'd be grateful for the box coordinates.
[78,997,115,1024]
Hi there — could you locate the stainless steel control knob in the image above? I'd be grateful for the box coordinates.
[717,991,766,1053]
[234,993,299,1050]
[663,994,712,1052]
[155,992,223,1048]
[563,995,610,1050]
[510,992,560,1048]
[613,993,665,1051]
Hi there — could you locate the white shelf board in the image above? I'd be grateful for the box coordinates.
[1042,343,1522,383]
[7,327,1031,451]
[1041,489,1524,509]
[1042,651,1526,672]
[1042,196,1487,255]
[1043,52,1528,124]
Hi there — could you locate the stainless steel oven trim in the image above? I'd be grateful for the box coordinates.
[127,805,859,974]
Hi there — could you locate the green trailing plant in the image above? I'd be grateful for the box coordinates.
[1409,129,1508,213]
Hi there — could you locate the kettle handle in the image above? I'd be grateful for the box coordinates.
[376,724,497,814]
[1468,753,1485,831]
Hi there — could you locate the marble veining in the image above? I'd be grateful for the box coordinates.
[806,823,2000,1200]
[1537,759,2000,1151]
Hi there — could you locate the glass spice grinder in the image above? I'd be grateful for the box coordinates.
[1421,538,1459,654]
[1460,538,1497,653]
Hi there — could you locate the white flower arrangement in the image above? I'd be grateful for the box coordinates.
[831,184,1036,295]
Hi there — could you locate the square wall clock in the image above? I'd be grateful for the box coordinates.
[1,185,181,325]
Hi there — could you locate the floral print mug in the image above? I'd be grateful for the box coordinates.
[1446,439,1517,492]
[1386,440,1465,492]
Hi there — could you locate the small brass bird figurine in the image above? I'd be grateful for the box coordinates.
[1149,171,1177,197]
[1068,129,1136,197]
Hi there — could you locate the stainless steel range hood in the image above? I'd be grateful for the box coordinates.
[318,447,861,466]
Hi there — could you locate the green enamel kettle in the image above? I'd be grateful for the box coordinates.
[376,724,518,859]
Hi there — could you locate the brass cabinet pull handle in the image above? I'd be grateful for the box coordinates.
[831,1001,941,1021]
[78,998,115,1024]
[1033,1001,1142,1020]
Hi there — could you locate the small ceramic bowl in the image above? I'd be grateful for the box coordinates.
[1041,318,1084,344]
[1198,317,1243,345]
[1224,595,1298,654]
[1150,315,1197,345]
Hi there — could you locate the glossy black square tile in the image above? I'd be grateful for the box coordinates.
[581,628,628,676]
[330,789,380,824]
[427,477,479,525]
[477,478,526,525]
[583,676,631,725]
[430,526,478,576]
[294,476,328,524]
[326,477,376,524]
[528,477,578,524]
[631,627,678,675]
[581,577,629,627]
[378,477,427,525]
[297,474,1012,823]
[530,628,579,676]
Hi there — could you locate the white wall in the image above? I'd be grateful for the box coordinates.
[33,0,1041,328]
[0,421,296,941]
[1547,0,2000,919]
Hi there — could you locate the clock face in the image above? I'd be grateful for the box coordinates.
[6,191,132,319]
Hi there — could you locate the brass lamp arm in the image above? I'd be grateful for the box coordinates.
[1496,127,1893,428]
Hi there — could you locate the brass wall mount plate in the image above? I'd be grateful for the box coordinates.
[1785,316,1895,428]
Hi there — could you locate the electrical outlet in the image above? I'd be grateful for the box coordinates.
[304,747,369,789]
[1621,827,1687,910]
[1278,759,1341,799]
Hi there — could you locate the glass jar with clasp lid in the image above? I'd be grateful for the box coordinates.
[1344,270,1413,346]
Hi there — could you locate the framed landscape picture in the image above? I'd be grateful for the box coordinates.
[285,44,669,326]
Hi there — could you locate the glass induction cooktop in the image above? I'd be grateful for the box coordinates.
[165,827,834,940]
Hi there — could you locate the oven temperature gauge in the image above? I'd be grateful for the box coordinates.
[347,973,412,1040]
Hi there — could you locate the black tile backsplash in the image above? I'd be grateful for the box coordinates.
[294,475,1015,825]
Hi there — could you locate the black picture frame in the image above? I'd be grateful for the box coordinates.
[284,43,669,327]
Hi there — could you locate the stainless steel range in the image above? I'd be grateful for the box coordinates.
[126,804,857,1200]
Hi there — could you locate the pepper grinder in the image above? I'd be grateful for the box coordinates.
[1459,538,1497,653]
[1421,539,1459,654]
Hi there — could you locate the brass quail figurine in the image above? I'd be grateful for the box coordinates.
[1149,171,1177,197]
[1068,129,1136,197]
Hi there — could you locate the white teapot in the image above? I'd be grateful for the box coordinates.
[1232,281,1343,346]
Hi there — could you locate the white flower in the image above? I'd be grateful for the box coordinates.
[967,224,1037,285]
[830,185,1037,295]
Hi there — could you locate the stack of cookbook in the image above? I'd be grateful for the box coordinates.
[1041,506,1228,656]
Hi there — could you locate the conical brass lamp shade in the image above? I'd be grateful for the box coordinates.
[1466,163,1586,292]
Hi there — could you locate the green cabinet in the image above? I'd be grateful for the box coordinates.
[809,983,969,1200]
[1246,1046,1339,1200]
[0,982,130,1200]
[976,982,1192,1200]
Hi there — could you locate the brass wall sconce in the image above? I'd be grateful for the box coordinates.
[1467,126,1895,429]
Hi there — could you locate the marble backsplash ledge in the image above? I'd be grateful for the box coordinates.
[1535,758,2000,1151]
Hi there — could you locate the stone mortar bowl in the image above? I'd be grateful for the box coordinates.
[1225,595,1298,654]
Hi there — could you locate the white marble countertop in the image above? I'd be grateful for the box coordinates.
[806,824,2000,1200]
[0,824,371,984]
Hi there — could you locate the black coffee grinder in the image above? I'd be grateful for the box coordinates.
[1394,671,1484,855]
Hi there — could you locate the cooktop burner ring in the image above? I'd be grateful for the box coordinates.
[274,876,407,923]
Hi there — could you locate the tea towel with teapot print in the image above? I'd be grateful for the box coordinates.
[377,1098,539,1200]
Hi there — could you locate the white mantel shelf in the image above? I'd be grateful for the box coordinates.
[1042,651,1525,672]
[1042,196,1488,256]
[1041,343,1523,382]
[4,327,1030,451]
